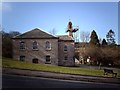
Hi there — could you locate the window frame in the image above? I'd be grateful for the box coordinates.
[64,45,68,51]
[20,55,25,61]
[19,41,25,50]
[64,55,68,60]
[32,58,38,63]
[45,55,51,64]
[45,41,51,50]
[32,41,38,50]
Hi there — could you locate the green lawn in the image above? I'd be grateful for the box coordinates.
[2,58,120,77]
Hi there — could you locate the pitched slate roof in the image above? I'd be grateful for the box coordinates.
[13,28,58,39]
[58,35,74,41]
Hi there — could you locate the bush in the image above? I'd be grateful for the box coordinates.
[78,46,120,68]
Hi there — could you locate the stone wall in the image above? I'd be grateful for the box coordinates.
[58,41,75,66]
[12,39,58,65]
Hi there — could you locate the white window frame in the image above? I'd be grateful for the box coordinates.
[45,41,51,50]
[32,41,38,50]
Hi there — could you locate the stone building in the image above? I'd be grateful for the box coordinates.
[58,35,75,66]
[12,21,75,66]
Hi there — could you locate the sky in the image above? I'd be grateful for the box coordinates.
[1,2,119,43]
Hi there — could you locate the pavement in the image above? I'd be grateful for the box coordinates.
[2,67,120,84]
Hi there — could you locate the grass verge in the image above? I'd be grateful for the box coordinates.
[2,58,120,77]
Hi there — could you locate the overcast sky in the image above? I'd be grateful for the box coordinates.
[2,2,119,43]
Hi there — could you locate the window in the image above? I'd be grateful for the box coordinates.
[32,58,38,63]
[32,41,38,50]
[46,55,51,63]
[20,56,25,61]
[20,41,25,50]
[64,55,68,60]
[45,41,51,50]
[64,45,67,51]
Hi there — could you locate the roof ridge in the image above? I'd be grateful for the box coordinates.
[13,28,58,39]
[13,28,39,38]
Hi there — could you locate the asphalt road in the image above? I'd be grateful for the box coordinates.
[2,74,120,88]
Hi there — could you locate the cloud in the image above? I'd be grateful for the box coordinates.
[0,3,12,12]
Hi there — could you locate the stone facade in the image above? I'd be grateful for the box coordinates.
[12,38,58,65]
[58,36,75,66]
[12,28,75,66]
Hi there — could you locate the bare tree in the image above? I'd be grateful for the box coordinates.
[80,31,90,42]
[49,28,57,36]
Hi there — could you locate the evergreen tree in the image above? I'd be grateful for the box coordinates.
[89,30,100,46]
[106,29,116,45]
[102,39,107,46]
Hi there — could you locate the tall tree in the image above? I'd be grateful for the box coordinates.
[89,30,100,46]
[106,29,116,45]
[80,31,90,42]
[2,31,20,58]
[102,39,107,46]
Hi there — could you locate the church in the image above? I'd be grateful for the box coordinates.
[12,21,76,66]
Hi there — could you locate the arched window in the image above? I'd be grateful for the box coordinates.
[32,41,38,50]
[20,41,25,50]
[45,41,51,50]
[64,45,67,51]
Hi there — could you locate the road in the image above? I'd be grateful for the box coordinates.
[2,74,120,88]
